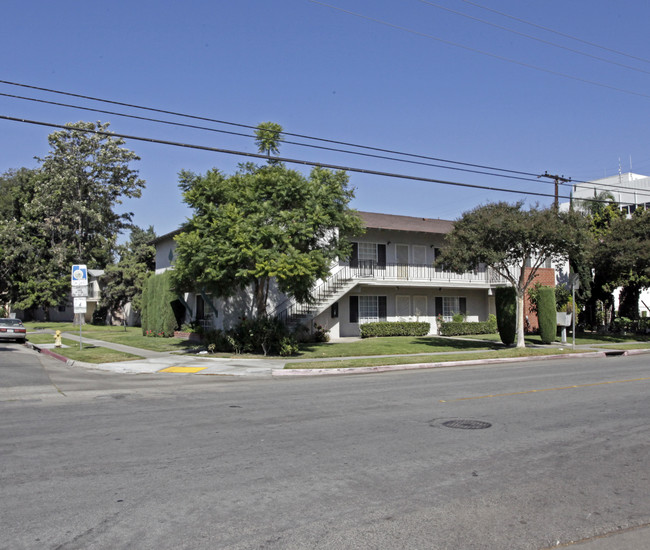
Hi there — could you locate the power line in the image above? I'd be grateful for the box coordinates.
[418,0,650,76]
[307,0,650,100]
[0,79,542,180]
[0,114,577,202]
[0,90,545,185]
[2,82,649,199]
[0,92,643,202]
[459,0,650,66]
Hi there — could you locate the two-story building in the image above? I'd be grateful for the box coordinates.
[154,211,511,337]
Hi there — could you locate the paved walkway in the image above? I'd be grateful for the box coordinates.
[28,330,650,378]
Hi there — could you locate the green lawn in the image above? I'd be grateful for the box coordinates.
[295,335,498,359]
[25,322,196,353]
[598,343,650,351]
[28,334,143,363]
[285,347,581,369]
[462,332,650,346]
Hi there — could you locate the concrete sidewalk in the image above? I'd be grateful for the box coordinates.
[28,330,650,378]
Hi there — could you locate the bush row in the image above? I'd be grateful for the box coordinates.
[360,321,430,338]
[438,315,497,336]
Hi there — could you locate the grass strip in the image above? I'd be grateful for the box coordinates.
[598,343,650,351]
[29,335,143,363]
[284,347,582,369]
[26,323,194,353]
[462,332,650,345]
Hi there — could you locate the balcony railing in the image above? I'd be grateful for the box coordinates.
[349,261,506,284]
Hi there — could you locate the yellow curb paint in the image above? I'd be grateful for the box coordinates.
[159,366,207,374]
[440,376,650,403]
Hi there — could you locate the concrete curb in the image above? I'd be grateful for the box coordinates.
[272,351,616,377]
[26,342,79,368]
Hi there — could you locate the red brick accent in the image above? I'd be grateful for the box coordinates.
[524,267,556,332]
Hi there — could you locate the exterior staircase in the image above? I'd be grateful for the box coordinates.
[273,266,357,330]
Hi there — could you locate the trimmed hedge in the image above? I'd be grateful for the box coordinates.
[141,271,180,337]
[360,321,430,338]
[495,286,517,346]
[439,315,498,336]
[537,285,557,344]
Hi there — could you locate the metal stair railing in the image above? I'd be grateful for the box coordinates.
[273,266,353,324]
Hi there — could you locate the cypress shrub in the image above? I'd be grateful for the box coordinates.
[537,285,557,344]
[141,271,180,337]
[495,287,516,346]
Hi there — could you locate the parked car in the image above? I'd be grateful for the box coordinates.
[0,318,27,343]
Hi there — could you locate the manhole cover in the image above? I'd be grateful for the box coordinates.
[442,419,492,430]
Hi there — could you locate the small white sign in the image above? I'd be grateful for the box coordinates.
[72,285,89,297]
[73,297,87,314]
[71,264,88,286]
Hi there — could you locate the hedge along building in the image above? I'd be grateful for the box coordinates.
[153,211,511,337]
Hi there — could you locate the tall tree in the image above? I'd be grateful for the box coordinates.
[0,169,39,308]
[172,122,364,316]
[437,202,586,348]
[0,122,145,316]
[594,208,650,320]
[100,226,156,324]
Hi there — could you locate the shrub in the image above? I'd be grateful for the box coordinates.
[141,271,180,337]
[487,314,498,333]
[92,306,108,325]
[537,286,557,344]
[495,287,516,346]
[438,316,498,336]
[226,316,298,356]
[360,321,430,338]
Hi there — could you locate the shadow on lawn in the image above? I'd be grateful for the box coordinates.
[297,335,502,356]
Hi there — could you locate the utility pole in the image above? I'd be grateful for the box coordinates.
[539,171,571,209]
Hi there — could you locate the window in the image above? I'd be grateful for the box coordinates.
[350,242,386,271]
[396,295,410,318]
[358,243,377,263]
[412,245,426,265]
[350,295,387,323]
[435,296,467,322]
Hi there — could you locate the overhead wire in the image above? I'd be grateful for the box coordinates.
[2,83,650,200]
[459,0,650,66]
[0,90,545,185]
[417,0,650,76]
[0,114,582,202]
[306,1,650,101]
[0,79,541,180]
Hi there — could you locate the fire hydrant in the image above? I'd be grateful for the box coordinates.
[54,330,62,348]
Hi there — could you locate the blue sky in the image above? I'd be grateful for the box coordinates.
[2,0,650,237]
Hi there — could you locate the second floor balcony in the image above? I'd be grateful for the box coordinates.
[345,260,507,286]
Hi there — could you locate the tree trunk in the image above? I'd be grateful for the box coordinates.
[515,288,526,348]
[253,277,268,317]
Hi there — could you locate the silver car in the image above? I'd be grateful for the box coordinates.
[0,318,27,343]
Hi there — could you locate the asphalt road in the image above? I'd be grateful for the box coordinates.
[1,344,649,549]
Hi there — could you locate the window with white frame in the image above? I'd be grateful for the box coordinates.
[442,296,465,322]
[360,296,379,322]
[358,242,377,263]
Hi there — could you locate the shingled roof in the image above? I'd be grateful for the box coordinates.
[358,211,454,235]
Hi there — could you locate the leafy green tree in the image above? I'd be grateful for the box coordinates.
[0,169,39,308]
[172,122,364,317]
[1,122,145,316]
[437,202,584,348]
[100,226,156,324]
[594,208,650,320]
[255,121,284,159]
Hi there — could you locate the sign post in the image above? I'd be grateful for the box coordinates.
[72,265,88,350]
